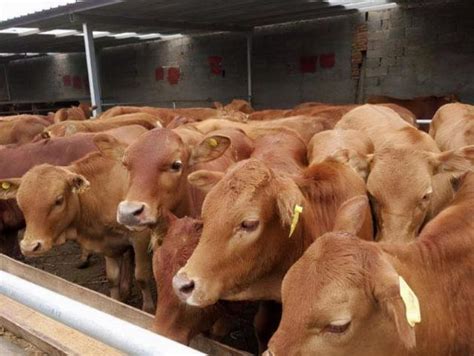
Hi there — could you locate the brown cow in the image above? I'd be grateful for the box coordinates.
[214,99,254,114]
[307,129,374,181]
[0,135,154,312]
[367,94,459,120]
[0,115,50,145]
[336,104,474,242]
[115,127,254,229]
[266,178,474,355]
[50,103,92,123]
[43,112,159,138]
[430,103,474,151]
[173,130,373,307]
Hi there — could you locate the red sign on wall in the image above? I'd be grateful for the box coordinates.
[320,53,336,69]
[167,67,180,85]
[72,75,83,89]
[299,56,318,73]
[208,56,223,75]
[63,75,72,86]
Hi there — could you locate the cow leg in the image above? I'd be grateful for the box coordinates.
[254,301,282,354]
[119,248,133,301]
[105,256,122,301]
[131,236,154,313]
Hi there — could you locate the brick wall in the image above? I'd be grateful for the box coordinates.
[363,1,474,102]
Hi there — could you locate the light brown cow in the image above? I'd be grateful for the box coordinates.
[214,99,254,114]
[43,113,159,138]
[50,103,92,123]
[367,94,459,120]
[115,127,254,229]
[266,177,474,355]
[173,130,373,307]
[430,103,474,151]
[0,135,154,312]
[0,115,51,145]
[336,104,474,242]
[307,129,374,180]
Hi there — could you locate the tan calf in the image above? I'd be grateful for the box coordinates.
[430,103,474,151]
[266,178,474,355]
[0,137,154,312]
[173,130,373,307]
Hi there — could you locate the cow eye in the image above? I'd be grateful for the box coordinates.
[324,320,351,334]
[170,160,183,172]
[54,195,64,206]
[240,220,259,232]
[421,190,432,203]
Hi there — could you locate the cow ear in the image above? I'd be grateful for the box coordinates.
[330,149,371,181]
[372,263,417,352]
[0,178,22,200]
[333,195,369,235]
[94,134,125,162]
[188,170,224,192]
[428,145,474,174]
[64,170,90,194]
[275,176,305,228]
[189,135,231,166]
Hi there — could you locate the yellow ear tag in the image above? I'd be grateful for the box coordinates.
[207,138,219,148]
[289,204,303,237]
[1,182,11,190]
[399,276,421,327]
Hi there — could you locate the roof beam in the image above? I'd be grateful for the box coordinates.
[72,14,252,33]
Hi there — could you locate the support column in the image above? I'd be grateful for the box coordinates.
[82,22,102,117]
[246,32,253,105]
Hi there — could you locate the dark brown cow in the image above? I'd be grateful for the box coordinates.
[266,174,474,355]
[367,94,459,120]
[430,103,474,151]
[0,137,154,312]
[0,115,51,145]
[115,127,254,229]
[173,130,373,307]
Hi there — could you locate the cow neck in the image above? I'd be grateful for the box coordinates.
[68,153,126,237]
[298,161,369,241]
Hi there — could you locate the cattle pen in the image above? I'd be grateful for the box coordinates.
[1,0,474,355]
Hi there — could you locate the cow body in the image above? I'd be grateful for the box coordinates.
[336,104,474,242]
[0,115,50,145]
[430,103,474,151]
[174,130,373,307]
[267,175,474,355]
[367,94,458,120]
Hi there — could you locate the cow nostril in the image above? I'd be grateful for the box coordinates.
[179,280,195,295]
[32,242,41,252]
[132,204,145,216]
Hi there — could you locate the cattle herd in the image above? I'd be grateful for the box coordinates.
[0,95,473,355]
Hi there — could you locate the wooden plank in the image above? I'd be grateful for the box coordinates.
[0,255,250,355]
[0,294,124,356]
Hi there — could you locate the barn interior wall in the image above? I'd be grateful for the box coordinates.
[3,1,474,108]
[363,1,474,103]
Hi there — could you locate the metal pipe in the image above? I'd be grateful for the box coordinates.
[0,271,204,356]
[246,32,253,105]
[82,22,102,117]
[416,119,431,125]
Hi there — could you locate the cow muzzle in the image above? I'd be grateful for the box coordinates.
[20,238,47,256]
[117,201,156,227]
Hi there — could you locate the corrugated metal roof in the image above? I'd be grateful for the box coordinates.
[0,0,421,58]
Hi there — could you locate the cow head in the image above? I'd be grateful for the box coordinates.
[109,128,230,229]
[266,196,417,356]
[153,213,221,344]
[0,165,89,256]
[173,158,304,307]
[366,145,474,242]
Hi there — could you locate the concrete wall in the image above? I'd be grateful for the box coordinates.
[364,1,474,102]
[3,1,474,108]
